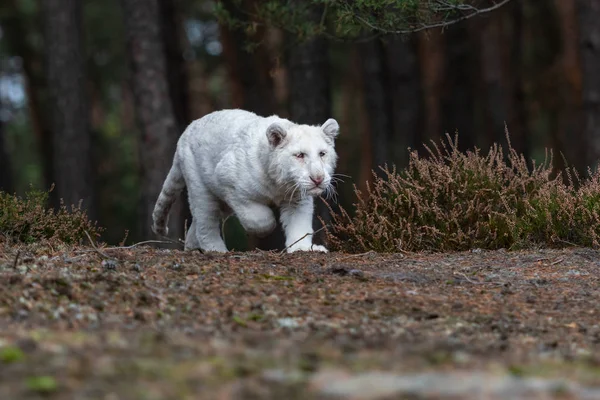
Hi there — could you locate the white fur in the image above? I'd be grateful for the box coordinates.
[151,109,340,253]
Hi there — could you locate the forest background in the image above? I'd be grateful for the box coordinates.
[0,0,598,250]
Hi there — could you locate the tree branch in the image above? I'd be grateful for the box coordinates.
[217,0,514,43]
[349,0,513,35]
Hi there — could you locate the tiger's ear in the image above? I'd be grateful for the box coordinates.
[266,123,287,148]
[321,118,339,140]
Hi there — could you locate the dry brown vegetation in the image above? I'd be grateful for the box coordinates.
[327,133,600,253]
[0,186,101,245]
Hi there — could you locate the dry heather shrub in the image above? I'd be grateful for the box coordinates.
[568,170,600,247]
[326,133,600,253]
[0,186,102,244]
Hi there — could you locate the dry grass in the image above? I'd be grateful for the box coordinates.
[326,132,600,253]
[0,185,101,245]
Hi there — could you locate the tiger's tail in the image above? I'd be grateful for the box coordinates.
[152,161,185,236]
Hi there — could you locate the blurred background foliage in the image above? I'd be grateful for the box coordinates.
[0,0,598,249]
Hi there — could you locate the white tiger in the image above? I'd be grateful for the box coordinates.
[151,109,340,253]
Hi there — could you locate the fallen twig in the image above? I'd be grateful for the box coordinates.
[455,272,503,286]
[75,238,183,256]
[279,225,328,255]
[337,251,378,262]
[63,253,92,262]
[553,238,578,247]
[535,257,564,266]
[104,240,179,251]
[158,235,185,247]
[221,215,231,243]
[183,219,188,245]
[455,272,481,284]
[12,249,21,269]
[84,230,114,260]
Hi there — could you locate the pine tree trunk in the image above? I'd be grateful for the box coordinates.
[555,0,585,172]
[287,4,331,246]
[158,0,190,132]
[418,30,444,145]
[385,36,423,167]
[358,39,393,172]
[220,0,275,117]
[478,13,508,147]
[2,0,54,195]
[441,23,477,151]
[577,0,600,168]
[477,3,527,158]
[288,26,330,125]
[508,0,529,160]
[41,0,94,215]
[352,48,375,194]
[522,0,562,168]
[121,0,182,240]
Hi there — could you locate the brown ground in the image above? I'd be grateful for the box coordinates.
[1,242,600,399]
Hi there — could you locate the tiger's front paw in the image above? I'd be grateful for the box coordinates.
[309,244,328,253]
[287,243,329,253]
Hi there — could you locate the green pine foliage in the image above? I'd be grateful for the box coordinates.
[216,0,489,40]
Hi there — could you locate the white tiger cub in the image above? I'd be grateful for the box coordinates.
[151,109,340,253]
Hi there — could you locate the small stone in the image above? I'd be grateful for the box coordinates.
[328,265,350,276]
[567,269,589,276]
[14,310,29,321]
[277,318,301,328]
[309,369,351,391]
[261,369,304,384]
[349,269,367,280]
[576,348,592,358]
[452,351,471,364]
[101,260,118,270]
[86,313,98,323]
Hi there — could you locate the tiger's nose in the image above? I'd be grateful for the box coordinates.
[310,176,324,186]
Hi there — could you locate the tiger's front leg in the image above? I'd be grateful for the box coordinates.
[228,199,277,238]
[279,197,327,253]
